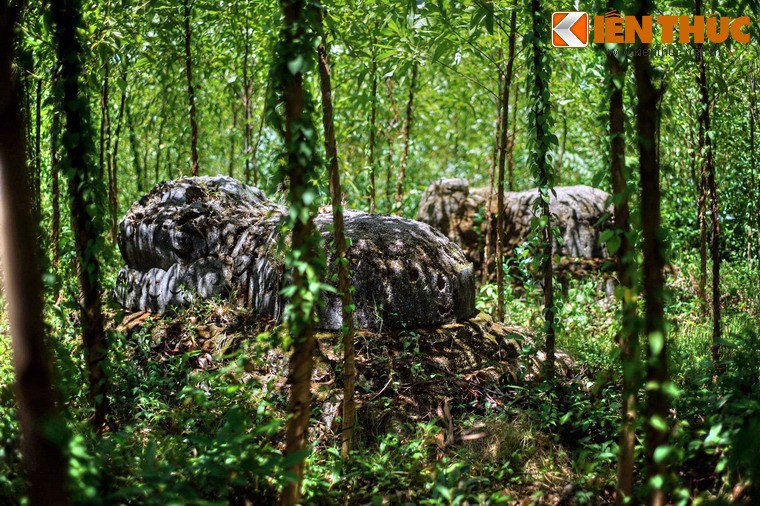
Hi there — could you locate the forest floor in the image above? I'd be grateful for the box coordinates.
[1,257,758,504]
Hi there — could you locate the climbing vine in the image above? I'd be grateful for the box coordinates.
[524,0,557,380]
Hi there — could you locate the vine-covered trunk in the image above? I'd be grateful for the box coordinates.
[183,0,199,176]
[275,0,325,503]
[528,0,555,379]
[751,68,759,261]
[316,11,357,456]
[607,33,638,505]
[695,12,708,317]
[496,12,516,322]
[0,7,69,502]
[394,63,417,215]
[368,42,377,214]
[49,0,110,431]
[695,0,721,367]
[634,1,668,503]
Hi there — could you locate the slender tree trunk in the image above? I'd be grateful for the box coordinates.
[98,60,109,181]
[529,0,555,379]
[385,134,393,211]
[49,0,110,431]
[125,95,143,192]
[694,5,721,367]
[695,20,708,316]
[316,12,357,456]
[607,35,638,505]
[242,10,254,184]
[229,91,238,178]
[634,2,668,503]
[0,8,69,502]
[154,104,166,183]
[508,78,518,191]
[484,61,503,284]
[34,77,41,213]
[384,78,398,213]
[251,79,268,187]
[109,64,127,242]
[51,106,61,272]
[496,13,516,322]
[368,41,378,214]
[751,67,758,262]
[394,63,417,215]
[183,0,199,176]
[555,115,567,180]
[276,0,324,502]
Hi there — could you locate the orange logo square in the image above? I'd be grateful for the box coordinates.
[552,12,588,47]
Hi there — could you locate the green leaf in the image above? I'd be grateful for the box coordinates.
[653,445,672,464]
[649,415,668,432]
[649,331,664,356]
[607,235,621,255]
[287,55,304,75]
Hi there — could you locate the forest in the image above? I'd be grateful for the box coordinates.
[0,0,759,504]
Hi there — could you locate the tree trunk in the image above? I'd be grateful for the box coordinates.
[607,33,638,505]
[368,41,378,214]
[529,0,555,380]
[229,90,238,178]
[555,115,567,180]
[49,0,110,431]
[251,79,268,187]
[384,77,399,213]
[634,2,668,503]
[483,60,503,284]
[496,13,516,323]
[99,60,109,181]
[694,0,722,369]
[695,19,708,317]
[34,77,41,214]
[125,94,143,192]
[394,63,417,216]
[751,67,758,263]
[694,2,721,367]
[0,7,69,502]
[51,104,61,272]
[316,10,357,456]
[508,78,518,191]
[154,103,166,183]
[276,0,324,503]
[242,9,254,185]
[109,64,127,242]
[183,0,199,176]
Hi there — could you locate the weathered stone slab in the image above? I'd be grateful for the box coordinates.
[115,176,475,330]
[416,178,612,273]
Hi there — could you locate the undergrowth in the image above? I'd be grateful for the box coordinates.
[0,258,758,504]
